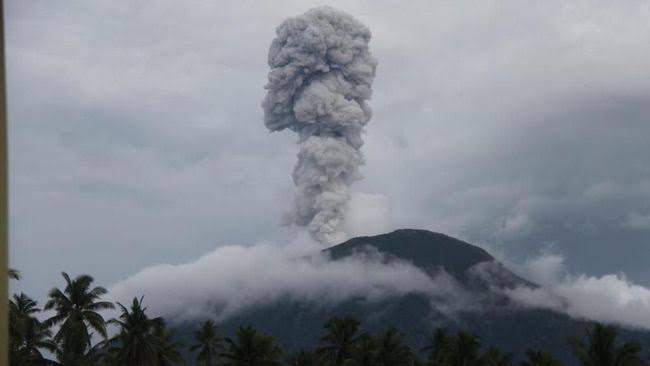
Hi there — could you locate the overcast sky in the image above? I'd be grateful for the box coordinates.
[7,1,650,300]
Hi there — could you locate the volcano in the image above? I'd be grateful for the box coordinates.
[176,229,650,364]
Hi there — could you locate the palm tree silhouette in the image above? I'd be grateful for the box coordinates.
[151,319,183,366]
[519,350,564,366]
[374,328,415,366]
[317,315,362,365]
[107,296,181,366]
[445,331,482,366]
[350,333,377,366]
[220,325,283,366]
[287,349,321,366]
[44,272,113,364]
[190,320,222,366]
[570,323,642,366]
[421,327,450,366]
[483,347,513,366]
[9,293,57,365]
[8,268,21,280]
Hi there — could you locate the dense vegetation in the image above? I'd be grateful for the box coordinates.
[8,269,649,366]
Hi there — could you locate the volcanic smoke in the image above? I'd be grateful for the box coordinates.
[262,7,377,244]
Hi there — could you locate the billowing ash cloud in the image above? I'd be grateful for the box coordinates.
[262,7,377,244]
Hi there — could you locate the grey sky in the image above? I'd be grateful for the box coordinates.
[7,1,650,301]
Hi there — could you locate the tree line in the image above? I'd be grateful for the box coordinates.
[8,269,648,366]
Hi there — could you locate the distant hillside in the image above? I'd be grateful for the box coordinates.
[176,229,650,365]
[326,229,532,287]
[328,229,493,276]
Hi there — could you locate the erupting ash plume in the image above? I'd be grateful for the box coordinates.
[263,7,377,244]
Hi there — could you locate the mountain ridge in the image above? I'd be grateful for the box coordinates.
[325,228,533,289]
[176,229,650,365]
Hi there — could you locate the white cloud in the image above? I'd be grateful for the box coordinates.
[505,253,650,330]
[524,252,565,286]
[109,235,462,322]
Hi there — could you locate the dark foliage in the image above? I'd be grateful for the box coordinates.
[7,266,650,366]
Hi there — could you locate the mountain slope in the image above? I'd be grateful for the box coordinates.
[327,229,493,276]
[176,229,650,364]
[326,229,532,287]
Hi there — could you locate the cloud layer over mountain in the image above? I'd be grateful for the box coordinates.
[109,236,464,322]
[506,253,650,330]
[7,1,650,305]
[109,234,650,330]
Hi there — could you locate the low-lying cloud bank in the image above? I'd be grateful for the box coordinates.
[109,236,462,322]
[505,253,650,330]
[110,238,650,331]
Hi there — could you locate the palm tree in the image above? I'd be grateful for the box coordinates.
[9,268,21,280]
[445,331,482,366]
[107,296,181,366]
[483,347,513,366]
[421,328,450,366]
[220,325,283,366]
[350,334,377,366]
[107,296,160,365]
[151,320,183,366]
[317,316,362,365]
[374,328,415,366]
[9,293,40,341]
[287,350,321,366]
[570,323,643,366]
[9,293,57,365]
[519,350,563,366]
[44,272,114,364]
[53,340,108,366]
[190,320,222,366]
